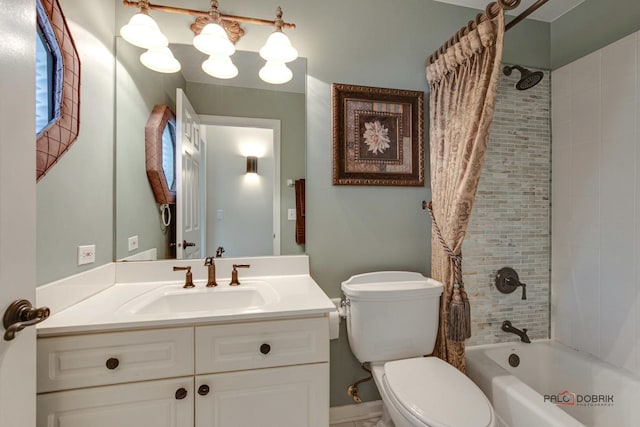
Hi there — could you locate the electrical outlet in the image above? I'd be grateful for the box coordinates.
[288,208,296,220]
[78,245,96,266]
[128,235,139,252]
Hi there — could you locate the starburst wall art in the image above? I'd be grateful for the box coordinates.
[331,83,424,186]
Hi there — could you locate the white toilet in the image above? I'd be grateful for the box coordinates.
[341,271,495,427]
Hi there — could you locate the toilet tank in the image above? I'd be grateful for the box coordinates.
[341,272,443,363]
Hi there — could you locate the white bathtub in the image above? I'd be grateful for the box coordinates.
[466,340,640,427]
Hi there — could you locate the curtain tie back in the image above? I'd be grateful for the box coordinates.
[426,201,471,342]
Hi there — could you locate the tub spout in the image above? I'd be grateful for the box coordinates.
[502,320,531,343]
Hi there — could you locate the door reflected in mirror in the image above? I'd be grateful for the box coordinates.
[115,38,306,261]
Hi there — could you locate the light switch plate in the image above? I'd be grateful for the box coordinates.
[128,235,139,252]
[78,245,96,266]
[288,208,296,220]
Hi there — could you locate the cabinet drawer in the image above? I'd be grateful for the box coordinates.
[37,376,194,427]
[38,327,194,393]
[195,317,328,374]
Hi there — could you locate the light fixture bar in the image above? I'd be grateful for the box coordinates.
[122,0,296,30]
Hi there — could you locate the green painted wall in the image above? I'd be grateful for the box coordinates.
[551,0,640,69]
[36,0,115,285]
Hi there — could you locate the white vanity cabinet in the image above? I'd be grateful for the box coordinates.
[37,316,330,427]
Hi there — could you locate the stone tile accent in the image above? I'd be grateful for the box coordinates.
[464,64,551,346]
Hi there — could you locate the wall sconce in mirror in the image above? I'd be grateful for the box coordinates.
[246,156,258,174]
[35,0,81,181]
[145,105,177,205]
[120,0,297,84]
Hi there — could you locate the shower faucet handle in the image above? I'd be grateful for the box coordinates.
[495,267,527,300]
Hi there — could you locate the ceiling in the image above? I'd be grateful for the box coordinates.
[432,0,585,22]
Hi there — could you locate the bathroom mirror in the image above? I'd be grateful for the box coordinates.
[115,38,306,261]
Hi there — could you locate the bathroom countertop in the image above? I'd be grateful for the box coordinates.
[37,274,336,336]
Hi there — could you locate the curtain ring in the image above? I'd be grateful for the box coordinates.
[497,0,521,11]
[485,3,497,19]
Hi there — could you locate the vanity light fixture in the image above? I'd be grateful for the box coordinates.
[120,1,168,49]
[246,156,258,174]
[258,7,298,84]
[120,0,180,73]
[121,0,298,83]
[140,46,181,73]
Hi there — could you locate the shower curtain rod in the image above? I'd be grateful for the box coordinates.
[427,0,549,65]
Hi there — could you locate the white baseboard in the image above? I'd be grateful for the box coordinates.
[330,400,383,424]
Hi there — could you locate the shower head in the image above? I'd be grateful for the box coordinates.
[503,65,544,90]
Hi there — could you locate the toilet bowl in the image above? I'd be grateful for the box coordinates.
[372,358,495,427]
[341,272,496,427]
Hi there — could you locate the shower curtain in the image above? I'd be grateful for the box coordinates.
[426,11,505,372]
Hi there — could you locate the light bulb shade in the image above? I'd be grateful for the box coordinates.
[193,23,235,56]
[140,47,181,73]
[259,31,298,63]
[120,13,168,49]
[246,156,258,174]
[259,60,293,84]
[202,55,238,79]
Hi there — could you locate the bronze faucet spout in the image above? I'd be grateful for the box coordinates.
[204,257,217,287]
[502,320,531,343]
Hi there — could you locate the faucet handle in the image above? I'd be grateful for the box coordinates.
[230,264,251,286]
[520,282,527,300]
[204,257,214,266]
[173,266,194,288]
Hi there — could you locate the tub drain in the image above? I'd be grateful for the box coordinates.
[508,353,520,367]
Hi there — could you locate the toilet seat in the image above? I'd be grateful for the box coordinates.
[381,357,494,427]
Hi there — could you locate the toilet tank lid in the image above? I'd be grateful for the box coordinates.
[341,271,443,300]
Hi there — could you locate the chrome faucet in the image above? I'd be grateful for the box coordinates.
[173,266,194,288]
[502,320,531,343]
[204,257,217,287]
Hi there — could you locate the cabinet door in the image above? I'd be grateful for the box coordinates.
[37,377,194,427]
[196,363,329,427]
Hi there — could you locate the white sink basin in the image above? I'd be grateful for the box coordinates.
[119,281,280,316]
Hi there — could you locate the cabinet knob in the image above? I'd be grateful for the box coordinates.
[198,384,210,396]
[105,357,119,370]
[175,388,188,400]
[260,343,271,355]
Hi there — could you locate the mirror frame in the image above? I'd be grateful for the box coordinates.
[35,0,81,182]
[145,104,177,205]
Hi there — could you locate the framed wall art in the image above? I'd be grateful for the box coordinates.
[332,83,424,186]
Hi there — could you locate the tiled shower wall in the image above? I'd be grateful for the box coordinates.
[463,63,551,346]
[551,31,640,374]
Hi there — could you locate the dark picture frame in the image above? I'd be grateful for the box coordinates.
[332,83,424,186]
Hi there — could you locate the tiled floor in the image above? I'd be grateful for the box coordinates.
[331,417,381,427]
